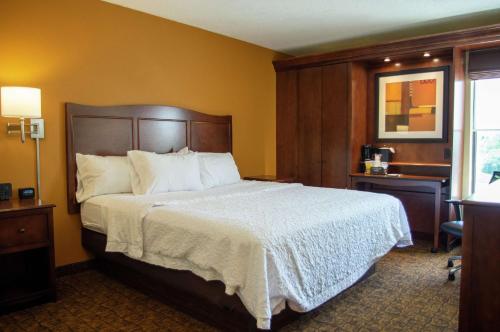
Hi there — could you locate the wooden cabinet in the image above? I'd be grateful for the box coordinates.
[277,63,349,188]
[322,64,348,188]
[298,66,323,186]
[276,70,298,182]
[459,190,500,332]
[273,26,500,245]
[0,200,56,313]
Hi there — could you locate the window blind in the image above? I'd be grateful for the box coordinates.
[468,47,500,80]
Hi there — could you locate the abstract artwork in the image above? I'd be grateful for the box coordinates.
[376,67,449,142]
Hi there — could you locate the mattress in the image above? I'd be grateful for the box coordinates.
[81,181,412,329]
[81,194,119,234]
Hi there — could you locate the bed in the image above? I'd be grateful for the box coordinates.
[66,103,412,331]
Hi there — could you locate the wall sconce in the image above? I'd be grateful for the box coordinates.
[1,87,43,142]
[1,87,45,203]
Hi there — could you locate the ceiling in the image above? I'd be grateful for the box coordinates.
[103,0,500,55]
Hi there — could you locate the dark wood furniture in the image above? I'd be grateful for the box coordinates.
[0,200,56,312]
[82,227,374,331]
[459,185,500,332]
[274,24,500,239]
[66,103,376,331]
[66,103,232,214]
[277,63,350,188]
[243,175,295,183]
[350,173,449,252]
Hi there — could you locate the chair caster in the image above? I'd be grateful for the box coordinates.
[431,247,438,253]
[448,273,456,281]
[447,259,454,268]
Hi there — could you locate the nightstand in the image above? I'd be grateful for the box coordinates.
[243,175,295,183]
[0,199,56,312]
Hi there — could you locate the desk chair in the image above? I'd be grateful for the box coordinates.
[442,172,500,281]
[441,200,463,281]
[489,171,500,184]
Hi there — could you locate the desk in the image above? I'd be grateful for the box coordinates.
[350,173,449,252]
[459,184,500,331]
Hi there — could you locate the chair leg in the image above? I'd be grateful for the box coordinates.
[447,256,461,267]
[448,265,462,281]
[446,234,452,252]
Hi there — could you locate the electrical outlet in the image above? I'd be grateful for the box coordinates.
[30,118,45,139]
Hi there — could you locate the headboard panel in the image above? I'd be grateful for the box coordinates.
[191,121,232,152]
[138,119,187,153]
[66,103,232,214]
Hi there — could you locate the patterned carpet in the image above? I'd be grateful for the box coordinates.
[0,241,460,331]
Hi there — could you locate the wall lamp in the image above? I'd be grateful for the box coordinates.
[1,87,45,203]
[1,87,43,143]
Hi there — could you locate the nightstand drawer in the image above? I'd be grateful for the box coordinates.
[0,214,49,249]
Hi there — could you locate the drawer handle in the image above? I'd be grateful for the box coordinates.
[18,228,26,234]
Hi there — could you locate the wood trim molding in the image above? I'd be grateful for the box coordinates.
[273,23,500,71]
[56,259,96,277]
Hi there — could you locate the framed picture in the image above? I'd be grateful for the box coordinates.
[375,66,449,142]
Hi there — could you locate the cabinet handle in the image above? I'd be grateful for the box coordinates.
[18,228,26,233]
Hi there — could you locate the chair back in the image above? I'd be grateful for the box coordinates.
[446,200,462,221]
[489,171,500,184]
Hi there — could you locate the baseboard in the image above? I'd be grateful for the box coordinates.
[411,231,434,241]
[56,259,96,277]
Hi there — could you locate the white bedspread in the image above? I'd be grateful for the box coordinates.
[102,181,411,329]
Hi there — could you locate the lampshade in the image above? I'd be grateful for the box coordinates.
[0,87,41,118]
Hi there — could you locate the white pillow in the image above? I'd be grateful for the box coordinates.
[127,150,203,194]
[197,152,241,189]
[75,154,132,202]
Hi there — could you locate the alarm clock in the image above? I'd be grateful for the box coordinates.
[0,183,12,201]
[18,187,35,199]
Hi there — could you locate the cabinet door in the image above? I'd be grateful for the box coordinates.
[276,70,298,180]
[460,205,500,332]
[298,67,322,186]
[322,63,348,188]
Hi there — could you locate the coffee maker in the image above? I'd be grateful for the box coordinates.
[377,146,395,162]
[361,145,395,162]
[361,144,374,161]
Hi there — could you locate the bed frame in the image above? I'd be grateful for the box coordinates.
[66,103,375,331]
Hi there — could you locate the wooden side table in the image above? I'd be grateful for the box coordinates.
[243,175,295,183]
[350,173,449,253]
[0,199,56,312]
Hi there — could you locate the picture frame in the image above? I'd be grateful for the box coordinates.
[375,66,449,142]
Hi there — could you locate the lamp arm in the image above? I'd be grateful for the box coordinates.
[36,137,41,204]
[4,117,44,201]
[20,118,25,143]
[6,118,44,141]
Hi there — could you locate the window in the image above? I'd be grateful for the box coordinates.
[472,78,500,193]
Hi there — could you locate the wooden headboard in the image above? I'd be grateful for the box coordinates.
[66,103,232,214]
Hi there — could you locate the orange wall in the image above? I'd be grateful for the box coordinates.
[0,0,282,266]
